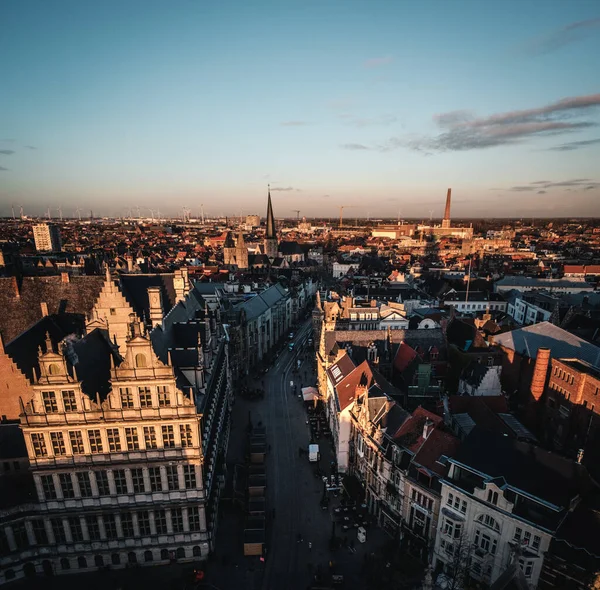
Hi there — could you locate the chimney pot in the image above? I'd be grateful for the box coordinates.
[61,272,69,283]
[40,302,49,317]
[423,419,434,440]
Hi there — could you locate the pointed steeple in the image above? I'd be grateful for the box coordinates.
[266,185,275,239]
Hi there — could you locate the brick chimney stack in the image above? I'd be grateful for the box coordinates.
[40,302,49,317]
[530,347,551,401]
[61,272,69,283]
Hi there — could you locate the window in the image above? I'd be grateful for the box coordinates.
[41,474,57,500]
[138,510,151,536]
[474,529,497,555]
[69,431,85,454]
[443,519,462,540]
[113,469,128,494]
[155,509,168,534]
[86,516,101,541]
[12,523,30,549]
[42,391,58,413]
[111,553,120,565]
[107,428,121,452]
[95,470,110,496]
[158,386,170,407]
[77,472,93,497]
[447,493,454,506]
[62,390,77,412]
[77,556,87,569]
[166,465,180,491]
[460,500,467,514]
[532,535,541,551]
[180,424,194,447]
[131,468,145,493]
[183,465,197,489]
[88,429,103,453]
[171,507,184,533]
[31,433,48,457]
[59,473,75,499]
[144,426,157,449]
[110,308,116,316]
[135,354,147,368]
[125,427,140,451]
[162,425,175,448]
[477,513,500,532]
[50,432,66,456]
[68,517,84,542]
[120,513,134,537]
[103,514,117,540]
[139,387,152,407]
[519,558,534,578]
[120,387,134,408]
[149,467,162,492]
[188,506,201,531]
[51,518,67,543]
[32,520,48,545]
[487,489,499,505]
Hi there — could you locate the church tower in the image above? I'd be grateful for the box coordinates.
[236,230,249,269]
[264,186,279,259]
[223,231,236,266]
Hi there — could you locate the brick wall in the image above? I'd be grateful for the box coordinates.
[0,340,34,420]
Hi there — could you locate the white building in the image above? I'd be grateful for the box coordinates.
[433,428,585,589]
[332,262,356,279]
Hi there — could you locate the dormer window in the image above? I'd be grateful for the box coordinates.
[135,354,147,368]
[487,489,499,505]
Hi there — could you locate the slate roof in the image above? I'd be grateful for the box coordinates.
[0,275,104,344]
[492,321,600,365]
[495,276,593,290]
[461,361,490,388]
[0,424,27,458]
[279,241,304,256]
[120,273,177,320]
[452,427,588,509]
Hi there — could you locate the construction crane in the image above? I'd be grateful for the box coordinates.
[292,210,301,221]
[338,205,357,228]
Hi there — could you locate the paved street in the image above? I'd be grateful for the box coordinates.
[206,318,391,590]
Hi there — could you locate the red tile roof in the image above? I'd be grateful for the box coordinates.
[393,341,419,373]
[393,406,442,452]
[336,360,374,411]
[413,429,460,476]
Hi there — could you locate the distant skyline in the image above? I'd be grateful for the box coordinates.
[1,0,600,218]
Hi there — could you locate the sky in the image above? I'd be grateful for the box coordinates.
[1,0,600,219]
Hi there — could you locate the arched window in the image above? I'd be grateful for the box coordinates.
[176,547,186,559]
[111,553,120,565]
[135,354,147,368]
[77,556,87,569]
[193,546,202,557]
[160,549,170,561]
[477,513,500,532]
[42,560,53,576]
[128,552,137,564]
[23,563,36,577]
[48,363,60,375]
[60,558,71,570]
[144,550,153,562]
[94,555,104,568]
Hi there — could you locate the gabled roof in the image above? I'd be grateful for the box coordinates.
[492,321,600,365]
[394,341,419,373]
[393,406,443,452]
[413,429,460,477]
[0,275,105,344]
[119,273,177,320]
[336,360,374,411]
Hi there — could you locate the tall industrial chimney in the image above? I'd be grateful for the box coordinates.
[442,188,452,228]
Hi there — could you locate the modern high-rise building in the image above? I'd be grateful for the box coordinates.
[33,223,62,252]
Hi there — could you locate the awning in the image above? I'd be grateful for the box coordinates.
[302,386,319,401]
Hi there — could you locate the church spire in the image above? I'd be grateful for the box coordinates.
[266,185,276,239]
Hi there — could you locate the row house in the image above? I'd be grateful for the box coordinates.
[0,272,232,585]
[433,427,587,589]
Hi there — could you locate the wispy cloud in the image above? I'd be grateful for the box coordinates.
[0,150,15,155]
[546,137,600,151]
[0,166,9,171]
[341,143,370,150]
[400,93,600,152]
[25,145,37,150]
[363,56,393,68]
[520,18,600,56]
[270,186,301,192]
[280,121,311,127]
[322,194,330,198]
[503,178,600,192]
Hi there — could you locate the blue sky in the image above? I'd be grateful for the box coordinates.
[1,0,600,218]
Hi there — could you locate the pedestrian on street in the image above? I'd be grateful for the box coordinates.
[297,533,303,543]
[308,541,312,551]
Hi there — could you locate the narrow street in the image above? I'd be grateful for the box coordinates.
[206,318,390,590]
